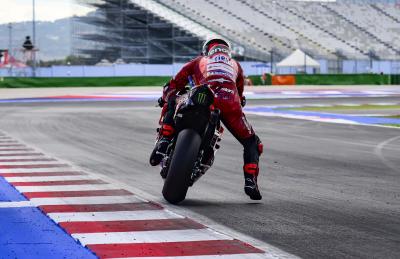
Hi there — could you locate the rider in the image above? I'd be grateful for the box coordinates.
[149,37,263,200]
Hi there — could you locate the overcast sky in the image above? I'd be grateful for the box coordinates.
[0,0,93,24]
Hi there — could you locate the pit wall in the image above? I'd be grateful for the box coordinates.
[0,74,399,88]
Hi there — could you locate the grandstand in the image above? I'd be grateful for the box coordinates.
[73,0,205,64]
[74,0,400,66]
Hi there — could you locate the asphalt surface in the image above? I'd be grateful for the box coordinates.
[0,98,399,259]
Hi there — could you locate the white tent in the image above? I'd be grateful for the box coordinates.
[277,49,320,68]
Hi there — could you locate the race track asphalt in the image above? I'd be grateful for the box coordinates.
[0,98,399,259]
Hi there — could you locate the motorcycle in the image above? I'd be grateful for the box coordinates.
[156,84,224,204]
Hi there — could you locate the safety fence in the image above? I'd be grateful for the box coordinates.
[0,62,268,78]
[1,59,400,78]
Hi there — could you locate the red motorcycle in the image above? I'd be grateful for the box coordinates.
[157,84,224,204]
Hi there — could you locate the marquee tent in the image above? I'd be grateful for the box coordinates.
[277,49,320,69]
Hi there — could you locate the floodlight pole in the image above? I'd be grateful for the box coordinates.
[8,23,12,54]
[32,0,36,77]
[270,48,274,74]
[8,23,12,76]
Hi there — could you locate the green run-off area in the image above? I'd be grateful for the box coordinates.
[0,74,399,87]
[0,76,171,88]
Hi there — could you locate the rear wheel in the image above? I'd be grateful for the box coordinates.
[162,129,201,204]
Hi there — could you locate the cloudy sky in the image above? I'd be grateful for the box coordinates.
[0,0,93,24]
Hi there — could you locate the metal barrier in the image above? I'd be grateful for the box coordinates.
[1,60,400,77]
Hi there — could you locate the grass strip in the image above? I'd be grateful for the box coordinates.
[380,115,400,119]
[284,104,400,111]
[383,124,400,128]
[295,74,391,85]
[0,77,171,88]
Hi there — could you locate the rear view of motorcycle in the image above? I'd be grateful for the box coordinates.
[157,84,223,204]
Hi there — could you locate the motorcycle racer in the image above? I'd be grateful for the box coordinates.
[150,37,263,200]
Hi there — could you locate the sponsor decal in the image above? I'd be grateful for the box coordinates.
[206,58,237,81]
[207,62,235,73]
[220,88,234,94]
[207,78,232,84]
[207,71,232,78]
[212,55,231,64]
[208,46,230,56]
[197,92,207,104]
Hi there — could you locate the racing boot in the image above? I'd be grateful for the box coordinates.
[244,163,262,200]
[149,124,174,166]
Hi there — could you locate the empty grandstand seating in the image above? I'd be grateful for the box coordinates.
[249,0,368,58]
[321,1,399,57]
[149,0,400,61]
[374,2,400,22]
[104,0,400,62]
[370,4,400,24]
[156,0,280,59]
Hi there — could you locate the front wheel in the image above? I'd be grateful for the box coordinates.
[162,129,201,204]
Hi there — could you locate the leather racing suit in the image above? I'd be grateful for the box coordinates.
[154,44,263,200]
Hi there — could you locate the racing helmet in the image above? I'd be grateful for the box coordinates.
[202,37,232,57]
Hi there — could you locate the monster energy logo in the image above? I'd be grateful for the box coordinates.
[197,93,207,104]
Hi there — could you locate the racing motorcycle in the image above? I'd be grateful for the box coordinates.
[156,84,224,204]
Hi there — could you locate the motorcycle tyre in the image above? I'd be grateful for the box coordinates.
[162,129,201,204]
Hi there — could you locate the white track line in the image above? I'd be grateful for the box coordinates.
[0,201,35,208]
[339,103,365,106]
[0,161,61,165]
[322,91,343,94]
[0,150,35,154]
[364,90,391,94]
[111,255,271,259]
[16,184,117,192]
[0,146,27,149]
[49,210,183,223]
[0,167,75,173]
[4,175,96,182]
[30,195,146,206]
[0,156,46,160]
[15,184,119,192]
[281,91,302,95]
[369,102,398,105]
[304,104,330,107]
[0,172,83,177]
[73,229,231,246]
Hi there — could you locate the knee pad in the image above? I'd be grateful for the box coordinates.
[242,134,263,164]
